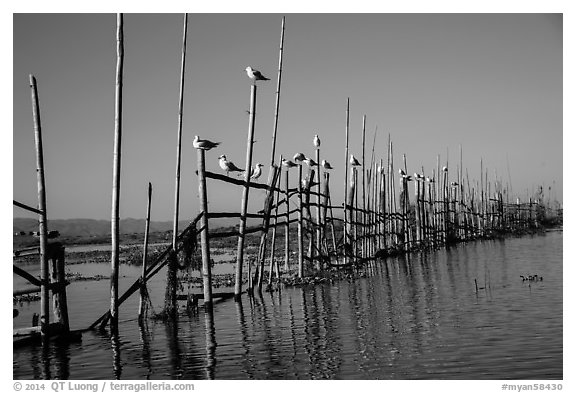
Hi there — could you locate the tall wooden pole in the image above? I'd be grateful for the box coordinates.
[166,13,188,317]
[197,149,213,307]
[361,115,366,257]
[343,99,350,264]
[297,163,304,278]
[315,143,322,267]
[138,182,152,321]
[110,13,124,333]
[29,74,50,339]
[269,16,286,167]
[284,165,291,273]
[235,84,257,299]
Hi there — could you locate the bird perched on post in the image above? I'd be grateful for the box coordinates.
[399,168,412,181]
[293,152,306,163]
[251,163,264,180]
[303,157,317,167]
[313,134,321,148]
[322,159,333,170]
[245,66,270,81]
[218,155,244,176]
[282,158,297,169]
[350,154,361,167]
[442,166,448,172]
[414,173,424,181]
[193,135,220,150]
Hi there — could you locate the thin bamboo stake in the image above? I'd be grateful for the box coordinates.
[361,115,366,258]
[29,74,49,339]
[315,141,322,268]
[235,84,258,299]
[268,159,283,285]
[197,149,213,307]
[138,182,152,321]
[269,16,286,167]
[343,99,350,265]
[110,13,124,333]
[284,165,291,273]
[166,13,188,317]
[297,163,304,277]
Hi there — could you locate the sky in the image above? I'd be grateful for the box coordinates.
[12,12,563,222]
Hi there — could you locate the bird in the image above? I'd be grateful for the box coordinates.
[313,134,321,148]
[425,176,435,183]
[245,66,270,81]
[414,173,424,181]
[218,155,244,176]
[377,164,385,174]
[322,159,333,170]
[282,158,297,169]
[193,135,220,150]
[399,168,406,176]
[442,166,448,172]
[293,152,306,163]
[250,163,264,180]
[303,157,317,167]
[350,154,361,167]
[451,181,459,187]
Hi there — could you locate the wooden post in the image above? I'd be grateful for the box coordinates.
[49,244,69,333]
[269,16,286,167]
[284,165,291,273]
[166,13,188,318]
[346,170,356,259]
[256,166,280,291]
[321,172,331,254]
[110,13,124,333]
[297,163,304,278]
[197,149,213,307]
[29,74,50,339]
[361,115,366,258]
[235,84,257,299]
[138,182,152,321]
[343,99,350,265]
[268,159,283,285]
[315,143,322,268]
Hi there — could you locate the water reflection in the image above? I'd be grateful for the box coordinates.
[13,232,563,380]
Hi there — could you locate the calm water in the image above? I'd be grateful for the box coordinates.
[13,231,563,379]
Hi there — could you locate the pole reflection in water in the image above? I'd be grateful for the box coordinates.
[235,299,255,379]
[111,332,122,380]
[204,307,217,380]
[165,320,182,378]
[138,319,152,379]
[53,341,71,380]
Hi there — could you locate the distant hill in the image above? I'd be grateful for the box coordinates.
[13,218,191,237]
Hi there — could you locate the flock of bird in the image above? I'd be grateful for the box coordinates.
[193,67,436,183]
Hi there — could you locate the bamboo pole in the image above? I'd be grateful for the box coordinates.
[297,163,304,278]
[361,115,366,258]
[315,141,322,268]
[197,149,213,307]
[284,164,291,273]
[268,158,283,285]
[235,84,257,299]
[29,74,49,339]
[138,182,152,321]
[269,16,286,167]
[256,165,280,291]
[343,99,350,265]
[166,13,188,317]
[50,244,69,333]
[110,13,124,333]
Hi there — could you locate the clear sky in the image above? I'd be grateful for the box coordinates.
[12,13,563,221]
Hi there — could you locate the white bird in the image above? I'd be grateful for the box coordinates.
[282,158,297,169]
[303,157,317,167]
[193,135,220,150]
[442,166,448,172]
[250,163,264,180]
[377,165,385,174]
[451,181,459,187]
[350,154,361,167]
[218,155,244,176]
[425,176,434,183]
[414,173,424,181]
[245,66,270,81]
[322,159,333,170]
[293,152,306,163]
[313,134,321,148]
[399,168,406,176]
